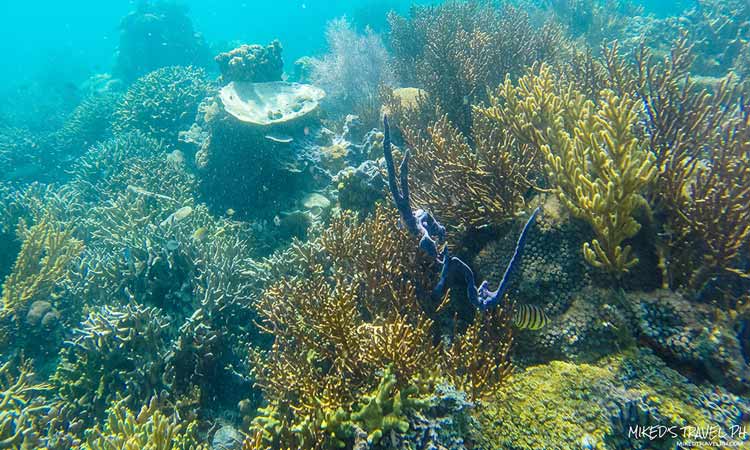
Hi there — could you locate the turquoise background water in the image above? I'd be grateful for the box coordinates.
[0,0,691,90]
[0,0,427,87]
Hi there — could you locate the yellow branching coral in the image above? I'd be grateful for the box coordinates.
[677,110,750,292]
[81,397,206,450]
[1,216,83,320]
[250,206,514,448]
[483,64,656,273]
[0,360,52,449]
[441,309,513,400]
[569,39,749,294]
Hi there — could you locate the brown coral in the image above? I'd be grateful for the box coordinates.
[1,216,83,322]
[398,110,540,232]
[388,1,567,133]
[250,206,515,448]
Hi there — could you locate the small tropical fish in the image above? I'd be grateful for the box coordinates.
[123,247,136,274]
[273,215,281,226]
[159,206,193,228]
[226,208,236,217]
[165,239,180,251]
[513,304,549,330]
[264,134,293,144]
[127,185,175,202]
[192,227,208,242]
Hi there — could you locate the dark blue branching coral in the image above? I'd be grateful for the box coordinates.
[383,115,539,309]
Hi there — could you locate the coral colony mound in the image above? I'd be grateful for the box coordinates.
[0,0,749,449]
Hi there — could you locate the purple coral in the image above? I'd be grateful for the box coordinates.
[383,115,539,309]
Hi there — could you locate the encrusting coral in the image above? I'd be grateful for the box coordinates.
[482,63,657,273]
[477,347,749,450]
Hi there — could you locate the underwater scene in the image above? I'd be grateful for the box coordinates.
[0,0,749,448]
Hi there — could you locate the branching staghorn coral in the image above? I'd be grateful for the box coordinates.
[52,304,172,428]
[0,215,83,322]
[388,1,567,133]
[482,64,656,273]
[113,66,211,143]
[0,360,52,449]
[251,204,515,448]
[81,396,207,450]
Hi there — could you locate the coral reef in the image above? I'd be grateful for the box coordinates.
[81,396,207,450]
[397,108,539,232]
[388,1,568,133]
[42,92,120,167]
[250,206,514,448]
[114,1,211,83]
[310,17,395,128]
[632,289,750,394]
[0,216,83,328]
[478,348,748,450]
[334,160,385,215]
[51,304,172,427]
[113,66,212,144]
[484,63,657,273]
[0,360,52,449]
[215,41,284,84]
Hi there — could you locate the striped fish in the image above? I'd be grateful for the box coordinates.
[513,304,549,330]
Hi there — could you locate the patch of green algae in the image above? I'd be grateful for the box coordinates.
[476,347,718,450]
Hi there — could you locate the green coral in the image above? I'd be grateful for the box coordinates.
[477,348,730,450]
[253,367,432,449]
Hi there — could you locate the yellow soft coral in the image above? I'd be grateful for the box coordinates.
[1,216,83,320]
[482,64,656,273]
